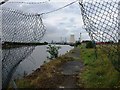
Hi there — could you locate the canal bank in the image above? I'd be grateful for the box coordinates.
[11,45,120,88]
[13,45,73,78]
[14,46,84,88]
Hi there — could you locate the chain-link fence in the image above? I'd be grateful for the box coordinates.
[1,0,120,88]
[2,7,46,43]
[1,5,46,88]
[79,0,120,72]
[2,46,35,88]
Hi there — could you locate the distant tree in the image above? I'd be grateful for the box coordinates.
[44,42,48,45]
[108,40,114,44]
[86,41,94,48]
[75,41,81,47]
[47,44,61,59]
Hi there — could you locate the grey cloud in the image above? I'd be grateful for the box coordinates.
[3,2,55,14]
[2,0,90,42]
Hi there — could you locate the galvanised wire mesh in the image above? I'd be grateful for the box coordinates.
[2,46,35,88]
[79,0,120,72]
[1,6,46,88]
[2,7,46,42]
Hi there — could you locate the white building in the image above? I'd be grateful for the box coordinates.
[69,34,75,43]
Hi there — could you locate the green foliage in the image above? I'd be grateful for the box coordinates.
[75,41,81,47]
[78,45,120,88]
[47,44,61,59]
[44,42,48,45]
[86,41,94,48]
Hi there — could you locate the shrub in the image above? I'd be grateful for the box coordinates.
[86,41,94,48]
[47,44,61,59]
[75,41,81,47]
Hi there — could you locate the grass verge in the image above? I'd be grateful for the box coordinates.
[78,45,120,88]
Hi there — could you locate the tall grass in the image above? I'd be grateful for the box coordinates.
[78,45,120,88]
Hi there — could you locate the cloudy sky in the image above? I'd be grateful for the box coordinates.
[2,0,119,43]
[2,0,91,42]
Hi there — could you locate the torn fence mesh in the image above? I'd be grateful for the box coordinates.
[1,7,46,88]
[80,0,120,71]
[2,7,46,43]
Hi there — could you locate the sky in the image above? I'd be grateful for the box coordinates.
[2,0,91,43]
[1,0,119,43]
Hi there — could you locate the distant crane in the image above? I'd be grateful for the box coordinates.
[79,33,81,43]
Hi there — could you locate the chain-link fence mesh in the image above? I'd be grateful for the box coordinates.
[1,5,46,88]
[2,7,46,42]
[1,0,120,88]
[2,46,35,88]
[80,0,120,72]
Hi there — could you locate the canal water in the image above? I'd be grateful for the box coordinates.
[13,45,74,79]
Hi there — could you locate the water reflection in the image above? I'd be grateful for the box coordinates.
[14,45,73,78]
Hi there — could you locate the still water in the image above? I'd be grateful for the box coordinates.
[13,45,73,78]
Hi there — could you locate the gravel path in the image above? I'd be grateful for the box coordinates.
[60,61,83,75]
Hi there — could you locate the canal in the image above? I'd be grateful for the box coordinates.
[11,45,74,79]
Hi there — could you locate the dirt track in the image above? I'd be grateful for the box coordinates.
[57,47,83,88]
